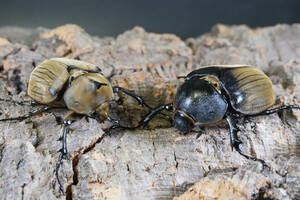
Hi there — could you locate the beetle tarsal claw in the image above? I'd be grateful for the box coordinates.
[57,148,69,156]
[57,148,64,155]
[234,138,243,145]
[230,139,243,151]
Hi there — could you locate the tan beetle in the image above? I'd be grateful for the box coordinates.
[0,57,150,193]
[28,58,114,121]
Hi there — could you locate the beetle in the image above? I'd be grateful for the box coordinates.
[0,57,151,193]
[114,65,300,168]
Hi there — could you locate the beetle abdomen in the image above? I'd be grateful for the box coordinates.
[28,59,69,104]
[225,66,274,114]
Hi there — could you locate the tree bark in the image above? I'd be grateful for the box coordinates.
[0,24,299,200]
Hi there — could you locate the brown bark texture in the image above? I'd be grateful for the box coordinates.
[0,24,299,200]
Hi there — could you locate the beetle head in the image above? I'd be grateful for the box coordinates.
[174,110,195,134]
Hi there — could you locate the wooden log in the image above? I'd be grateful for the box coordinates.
[0,24,299,200]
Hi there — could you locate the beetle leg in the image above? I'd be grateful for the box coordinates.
[57,120,72,158]
[52,113,64,125]
[56,119,73,194]
[106,116,120,124]
[57,111,74,147]
[107,103,174,131]
[134,103,174,128]
[0,106,66,122]
[252,105,300,116]
[112,86,152,109]
[195,127,205,139]
[225,115,242,150]
[0,98,42,106]
[226,114,269,170]
[112,87,173,122]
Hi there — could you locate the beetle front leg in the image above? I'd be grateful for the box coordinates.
[137,103,174,128]
[106,103,174,131]
[112,86,152,109]
[226,114,269,170]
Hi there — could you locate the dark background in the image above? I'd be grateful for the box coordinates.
[0,0,300,38]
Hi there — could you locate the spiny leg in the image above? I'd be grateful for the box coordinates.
[0,106,66,122]
[252,105,300,116]
[112,86,152,109]
[225,114,242,151]
[0,98,41,106]
[112,86,174,125]
[106,116,120,125]
[195,127,206,139]
[226,113,269,170]
[136,103,174,128]
[56,118,73,194]
[106,103,174,131]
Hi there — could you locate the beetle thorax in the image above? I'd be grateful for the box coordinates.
[63,74,113,115]
[174,78,228,128]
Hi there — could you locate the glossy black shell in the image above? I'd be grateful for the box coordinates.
[185,65,275,115]
[174,78,228,125]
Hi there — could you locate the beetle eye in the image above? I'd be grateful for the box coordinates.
[174,111,195,134]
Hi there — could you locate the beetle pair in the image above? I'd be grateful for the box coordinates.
[1,59,299,193]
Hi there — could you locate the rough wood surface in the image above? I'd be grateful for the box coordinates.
[0,24,299,200]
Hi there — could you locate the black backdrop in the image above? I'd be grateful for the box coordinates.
[0,0,299,38]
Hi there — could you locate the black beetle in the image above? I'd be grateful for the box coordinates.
[114,65,300,168]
